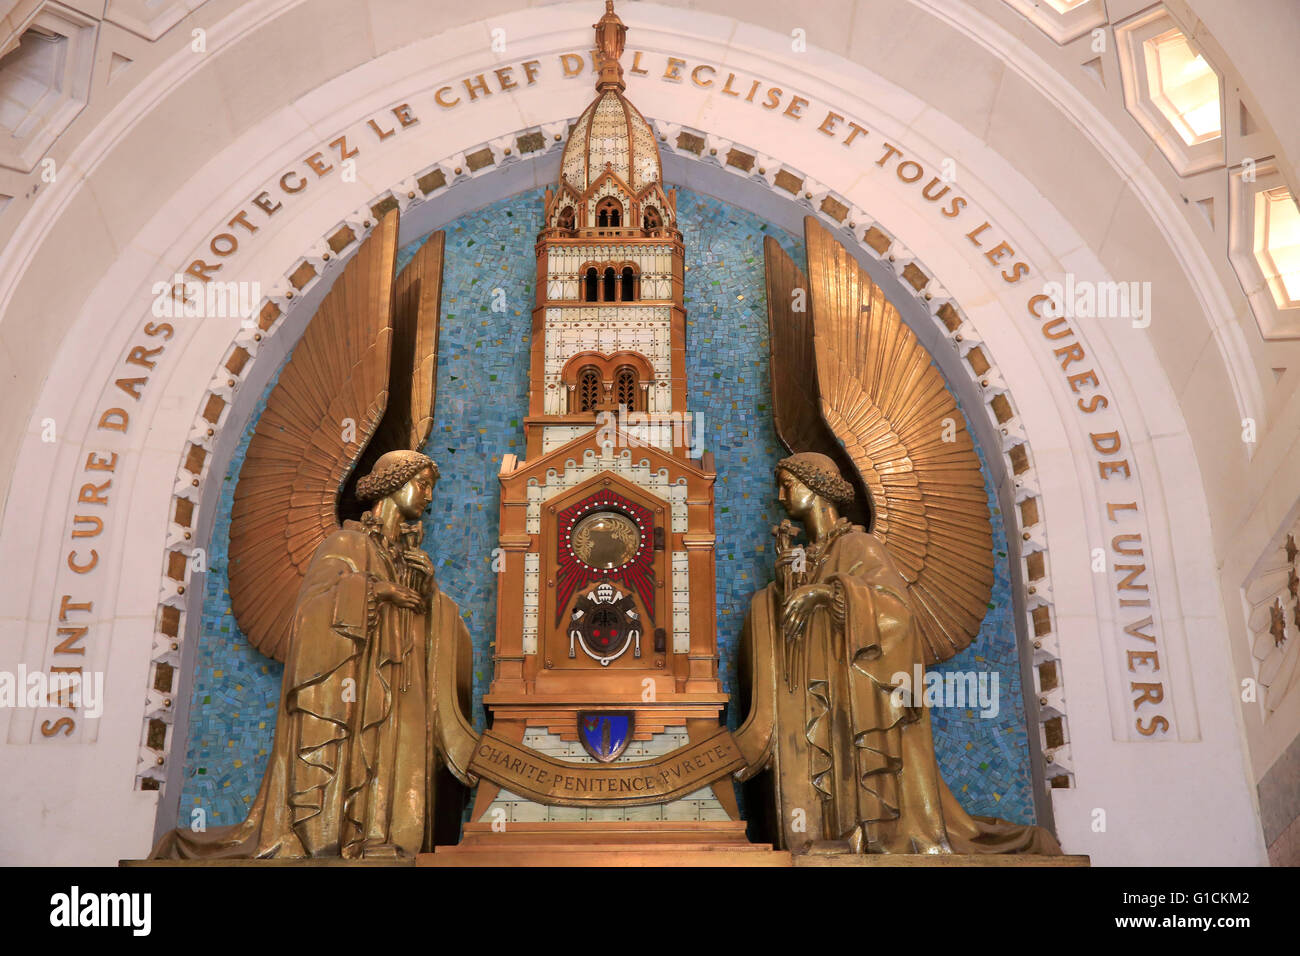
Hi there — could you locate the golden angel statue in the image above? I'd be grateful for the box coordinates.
[738,217,1060,855]
[151,212,477,860]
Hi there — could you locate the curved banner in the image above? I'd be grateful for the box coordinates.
[469,727,747,807]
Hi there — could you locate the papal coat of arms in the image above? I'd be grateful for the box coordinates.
[568,582,641,665]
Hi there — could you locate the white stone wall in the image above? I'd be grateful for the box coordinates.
[540,424,595,454]
[671,551,690,654]
[521,552,540,655]
[525,448,688,536]
[541,423,675,453]
[545,243,675,300]
[542,305,672,413]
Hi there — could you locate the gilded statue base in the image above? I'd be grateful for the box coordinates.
[122,849,1088,867]
[789,852,1090,868]
[409,822,1089,867]
[417,848,1091,868]
[421,820,774,867]
[121,858,416,867]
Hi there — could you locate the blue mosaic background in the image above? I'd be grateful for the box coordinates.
[177,187,1036,828]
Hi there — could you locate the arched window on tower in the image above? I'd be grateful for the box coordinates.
[615,367,638,411]
[596,198,623,230]
[643,207,662,231]
[578,367,601,412]
[620,266,635,302]
[558,206,575,231]
[603,267,617,302]
[583,267,598,302]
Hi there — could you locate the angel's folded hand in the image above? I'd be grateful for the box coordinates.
[375,581,425,610]
[403,549,434,574]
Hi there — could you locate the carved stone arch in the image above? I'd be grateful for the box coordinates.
[0,0,1263,867]
[139,125,1074,839]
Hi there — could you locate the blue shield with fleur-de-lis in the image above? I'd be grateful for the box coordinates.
[578,712,633,763]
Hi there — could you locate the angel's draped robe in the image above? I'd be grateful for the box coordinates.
[746,520,1061,855]
[151,517,469,859]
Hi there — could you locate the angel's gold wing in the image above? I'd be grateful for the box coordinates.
[764,233,871,529]
[764,216,994,665]
[228,212,445,662]
[390,230,444,450]
[343,230,445,510]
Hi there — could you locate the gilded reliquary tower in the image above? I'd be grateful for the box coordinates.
[482,4,729,804]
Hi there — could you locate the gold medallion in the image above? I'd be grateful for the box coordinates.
[570,511,641,569]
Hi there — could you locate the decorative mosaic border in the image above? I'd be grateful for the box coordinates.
[137,120,1072,798]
